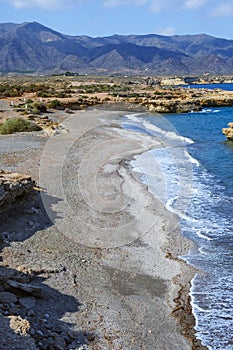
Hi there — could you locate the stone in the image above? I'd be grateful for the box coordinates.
[19,296,36,309]
[44,323,52,330]
[54,335,66,350]
[9,315,30,335]
[222,122,233,140]
[30,328,35,335]
[86,332,96,342]
[27,310,35,317]
[55,325,63,334]
[0,232,9,244]
[0,171,35,207]
[0,291,17,304]
[36,330,44,337]
[27,221,35,227]
[6,279,42,298]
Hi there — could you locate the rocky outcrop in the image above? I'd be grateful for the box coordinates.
[222,123,233,140]
[0,171,35,207]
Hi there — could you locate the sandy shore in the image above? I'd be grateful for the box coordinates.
[0,108,206,349]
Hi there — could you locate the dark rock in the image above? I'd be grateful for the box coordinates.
[86,332,96,342]
[36,330,44,337]
[19,296,36,309]
[54,335,66,350]
[27,310,35,317]
[0,291,17,303]
[5,279,42,298]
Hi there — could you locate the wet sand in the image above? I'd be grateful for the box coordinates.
[0,108,206,349]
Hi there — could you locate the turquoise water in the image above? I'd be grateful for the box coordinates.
[123,103,233,349]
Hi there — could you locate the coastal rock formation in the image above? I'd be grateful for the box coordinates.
[222,122,233,140]
[0,171,35,207]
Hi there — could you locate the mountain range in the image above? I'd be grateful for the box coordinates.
[1,21,233,75]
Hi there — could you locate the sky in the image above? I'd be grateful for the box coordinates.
[1,0,233,39]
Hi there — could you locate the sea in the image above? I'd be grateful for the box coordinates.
[123,83,233,350]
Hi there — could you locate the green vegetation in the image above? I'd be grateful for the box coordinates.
[36,86,74,98]
[64,71,79,76]
[29,101,47,114]
[48,99,63,109]
[75,84,130,94]
[0,79,74,98]
[14,100,47,114]
[0,118,42,134]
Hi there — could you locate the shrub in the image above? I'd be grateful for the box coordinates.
[0,118,42,134]
[30,101,47,114]
[48,99,63,109]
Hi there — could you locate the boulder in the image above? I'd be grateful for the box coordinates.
[5,280,43,298]
[222,122,233,140]
[0,291,17,304]
[0,171,35,207]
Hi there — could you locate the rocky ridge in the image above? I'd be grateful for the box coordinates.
[2,22,233,74]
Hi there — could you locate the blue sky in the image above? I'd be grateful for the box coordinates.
[1,0,233,39]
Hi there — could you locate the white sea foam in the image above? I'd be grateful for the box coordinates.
[195,229,213,241]
[184,150,200,166]
[126,114,194,145]
[193,304,212,313]
[125,111,233,350]
[166,197,198,222]
[192,108,221,114]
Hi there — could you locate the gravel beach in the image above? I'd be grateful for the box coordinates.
[0,107,206,349]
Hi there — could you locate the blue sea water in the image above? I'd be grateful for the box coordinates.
[123,103,233,349]
[185,83,233,91]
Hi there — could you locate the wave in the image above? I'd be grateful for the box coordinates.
[196,229,214,241]
[184,149,200,166]
[126,114,194,145]
[124,113,233,350]
[166,197,199,222]
[190,108,221,114]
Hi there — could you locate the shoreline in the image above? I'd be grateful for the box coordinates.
[0,108,207,349]
[113,112,207,349]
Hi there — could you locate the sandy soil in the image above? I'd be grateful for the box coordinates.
[0,105,207,349]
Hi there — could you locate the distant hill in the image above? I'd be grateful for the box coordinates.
[1,21,233,75]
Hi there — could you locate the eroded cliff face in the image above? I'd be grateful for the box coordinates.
[222,122,233,140]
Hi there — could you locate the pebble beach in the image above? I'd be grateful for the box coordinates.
[0,107,207,349]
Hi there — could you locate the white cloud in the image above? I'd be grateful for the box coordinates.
[104,0,208,13]
[2,0,80,10]
[103,0,147,8]
[103,0,176,12]
[3,0,233,17]
[156,26,175,35]
[184,0,208,9]
[211,2,233,16]
[149,0,166,13]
